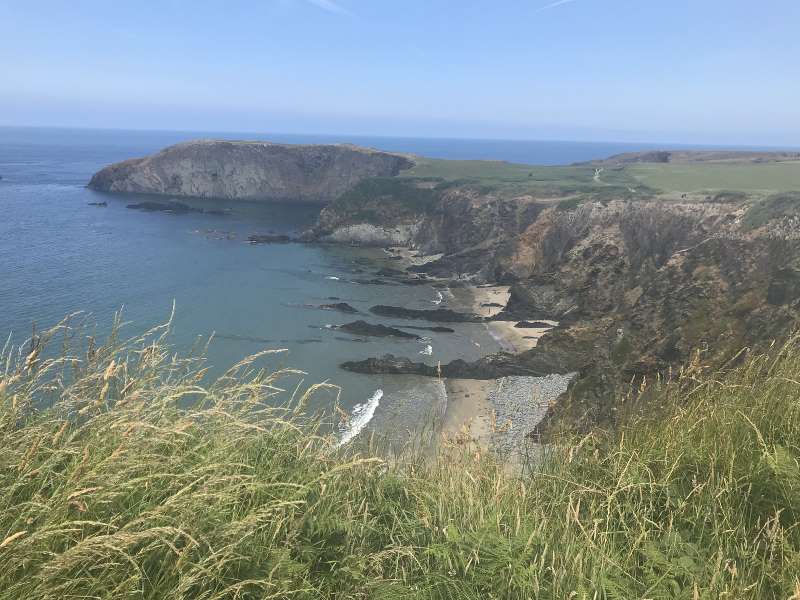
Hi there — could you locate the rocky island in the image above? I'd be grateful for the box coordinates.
[88,140,414,203]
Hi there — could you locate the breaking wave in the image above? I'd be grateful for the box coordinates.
[337,389,384,447]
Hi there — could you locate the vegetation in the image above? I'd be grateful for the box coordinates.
[742,191,800,230]
[396,156,800,200]
[627,162,800,194]
[401,157,647,198]
[327,177,441,223]
[2,317,800,598]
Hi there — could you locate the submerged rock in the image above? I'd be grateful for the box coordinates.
[248,234,293,244]
[127,201,194,213]
[318,302,359,314]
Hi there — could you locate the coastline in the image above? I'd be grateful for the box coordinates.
[378,246,565,456]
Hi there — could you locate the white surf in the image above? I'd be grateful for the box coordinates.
[337,389,383,447]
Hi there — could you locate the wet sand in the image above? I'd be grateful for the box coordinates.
[440,378,494,448]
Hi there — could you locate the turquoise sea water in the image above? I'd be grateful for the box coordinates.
[0,126,765,442]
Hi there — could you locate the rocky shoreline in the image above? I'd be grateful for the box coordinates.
[435,284,565,455]
[335,255,566,450]
[88,142,800,442]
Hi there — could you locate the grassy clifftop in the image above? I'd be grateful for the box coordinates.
[400,153,800,200]
[2,319,800,598]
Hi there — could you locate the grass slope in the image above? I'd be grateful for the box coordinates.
[2,319,800,598]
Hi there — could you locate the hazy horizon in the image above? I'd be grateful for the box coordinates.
[2,0,799,146]
[3,124,799,152]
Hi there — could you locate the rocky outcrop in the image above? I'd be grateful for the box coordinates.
[317,303,359,314]
[89,140,414,203]
[317,179,800,436]
[369,305,483,322]
[337,321,420,339]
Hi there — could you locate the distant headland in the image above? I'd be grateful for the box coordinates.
[88,140,414,204]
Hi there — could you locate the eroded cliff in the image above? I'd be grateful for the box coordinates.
[313,180,800,436]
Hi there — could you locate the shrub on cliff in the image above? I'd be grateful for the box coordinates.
[324,177,439,225]
[2,318,800,598]
[743,191,800,230]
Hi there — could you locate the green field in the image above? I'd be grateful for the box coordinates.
[400,156,800,199]
[627,162,800,194]
[402,157,644,197]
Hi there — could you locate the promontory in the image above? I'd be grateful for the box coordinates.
[88,140,414,203]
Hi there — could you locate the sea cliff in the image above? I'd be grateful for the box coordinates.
[309,161,800,436]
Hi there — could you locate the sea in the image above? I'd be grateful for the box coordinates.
[0,126,764,445]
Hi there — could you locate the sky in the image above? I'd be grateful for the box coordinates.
[1,0,799,145]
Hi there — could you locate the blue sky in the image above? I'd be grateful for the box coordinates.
[1,0,798,144]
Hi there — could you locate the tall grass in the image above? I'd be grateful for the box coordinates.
[2,317,800,599]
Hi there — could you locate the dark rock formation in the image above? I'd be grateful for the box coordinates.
[341,340,581,379]
[318,302,359,314]
[369,305,483,322]
[315,174,800,437]
[337,320,420,339]
[514,321,552,328]
[89,140,414,203]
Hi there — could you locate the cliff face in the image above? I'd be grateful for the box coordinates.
[88,141,414,203]
[314,184,800,435]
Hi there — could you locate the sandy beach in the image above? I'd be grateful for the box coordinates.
[469,284,557,353]
[440,378,494,447]
[382,248,564,454]
[439,282,564,454]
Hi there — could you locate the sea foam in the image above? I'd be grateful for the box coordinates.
[337,389,384,447]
